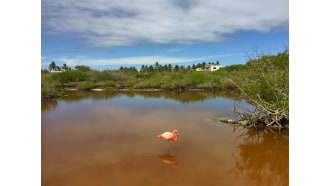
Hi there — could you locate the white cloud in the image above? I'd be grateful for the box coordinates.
[42,0,288,47]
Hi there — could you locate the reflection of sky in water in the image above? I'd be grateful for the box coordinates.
[60,94,254,111]
[47,94,255,122]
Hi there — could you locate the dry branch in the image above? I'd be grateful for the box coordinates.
[229,79,289,129]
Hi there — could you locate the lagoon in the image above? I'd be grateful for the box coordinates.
[42,91,288,186]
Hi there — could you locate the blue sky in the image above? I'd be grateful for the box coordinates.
[41,0,288,70]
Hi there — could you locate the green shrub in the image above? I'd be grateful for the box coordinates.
[190,72,210,85]
[50,70,89,84]
[77,81,100,90]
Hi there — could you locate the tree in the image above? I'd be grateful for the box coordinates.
[61,63,69,71]
[164,64,168,72]
[202,62,206,69]
[230,50,289,129]
[168,64,172,72]
[148,65,154,72]
[48,61,57,72]
[155,61,160,72]
[140,65,146,73]
[174,65,179,72]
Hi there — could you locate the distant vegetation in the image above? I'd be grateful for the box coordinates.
[42,60,234,98]
[42,49,289,129]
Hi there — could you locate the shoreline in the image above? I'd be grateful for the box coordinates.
[81,87,235,92]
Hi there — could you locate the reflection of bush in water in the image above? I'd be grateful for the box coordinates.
[231,129,289,186]
[41,99,58,112]
[41,90,247,112]
[135,91,236,103]
[58,90,244,104]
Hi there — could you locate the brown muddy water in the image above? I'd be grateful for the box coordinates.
[42,91,288,186]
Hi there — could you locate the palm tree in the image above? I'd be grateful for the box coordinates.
[155,61,160,72]
[61,63,68,71]
[174,65,179,72]
[141,65,145,72]
[48,61,56,72]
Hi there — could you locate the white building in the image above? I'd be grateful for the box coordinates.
[205,64,223,72]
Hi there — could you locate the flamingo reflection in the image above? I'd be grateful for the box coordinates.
[158,153,178,165]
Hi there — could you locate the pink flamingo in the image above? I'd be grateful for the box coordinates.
[157,129,179,148]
